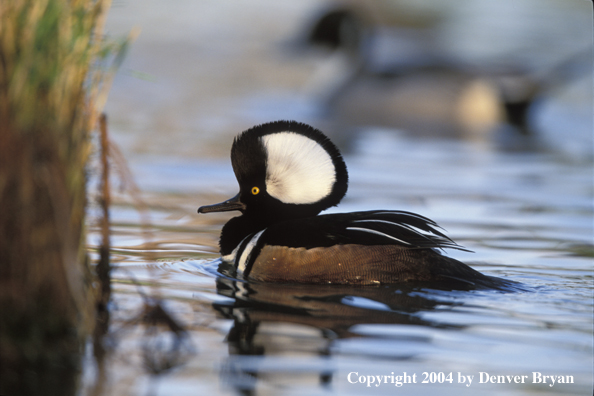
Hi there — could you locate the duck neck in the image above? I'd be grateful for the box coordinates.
[219,212,271,256]
[219,204,324,255]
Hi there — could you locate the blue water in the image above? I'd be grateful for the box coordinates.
[85,128,593,396]
[88,1,593,394]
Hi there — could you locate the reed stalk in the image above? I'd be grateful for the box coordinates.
[0,0,115,394]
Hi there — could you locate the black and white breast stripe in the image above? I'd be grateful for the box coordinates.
[222,229,266,278]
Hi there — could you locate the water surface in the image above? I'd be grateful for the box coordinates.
[85,128,592,396]
[87,1,593,394]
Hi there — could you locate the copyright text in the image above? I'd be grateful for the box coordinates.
[346,371,574,388]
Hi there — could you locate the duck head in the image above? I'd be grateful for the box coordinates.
[198,120,348,255]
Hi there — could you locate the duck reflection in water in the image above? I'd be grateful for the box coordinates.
[212,276,487,394]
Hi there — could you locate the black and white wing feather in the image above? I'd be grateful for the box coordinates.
[342,211,470,251]
[261,210,471,252]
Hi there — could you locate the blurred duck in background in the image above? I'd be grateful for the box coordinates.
[297,0,593,156]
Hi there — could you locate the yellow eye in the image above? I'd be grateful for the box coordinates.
[251,186,260,195]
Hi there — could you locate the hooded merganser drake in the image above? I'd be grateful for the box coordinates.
[198,120,506,288]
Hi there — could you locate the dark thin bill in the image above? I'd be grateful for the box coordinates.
[198,193,245,213]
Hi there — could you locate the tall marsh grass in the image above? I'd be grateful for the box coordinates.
[0,1,119,394]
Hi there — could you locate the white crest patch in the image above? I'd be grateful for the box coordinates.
[261,132,336,204]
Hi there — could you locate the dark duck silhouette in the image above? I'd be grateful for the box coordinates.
[199,120,510,289]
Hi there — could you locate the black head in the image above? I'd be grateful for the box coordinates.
[198,120,349,254]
